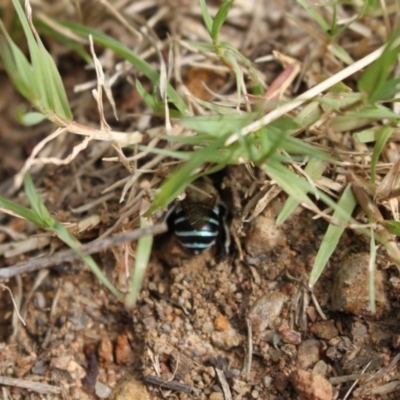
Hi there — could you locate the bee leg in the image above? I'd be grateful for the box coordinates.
[164,203,178,231]
[217,203,231,259]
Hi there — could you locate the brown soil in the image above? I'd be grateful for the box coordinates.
[1,1,400,399]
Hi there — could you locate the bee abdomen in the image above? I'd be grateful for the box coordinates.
[174,204,220,253]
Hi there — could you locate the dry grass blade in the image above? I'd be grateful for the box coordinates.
[376,158,400,200]
[0,284,26,326]
[215,367,232,400]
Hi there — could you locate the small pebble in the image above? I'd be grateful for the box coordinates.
[326,346,341,361]
[251,389,259,398]
[31,360,47,375]
[297,340,321,370]
[209,392,224,400]
[115,335,134,366]
[214,313,229,331]
[50,356,71,370]
[110,376,150,400]
[264,375,272,388]
[248,292,287,333]
[392,334,400,349]
[202,321,214,334]
[269,347,284,363]
[211,327,241,350]
[291,369,333,400]
[274,372,289,393]
[225,368,241,378]
[34,292,46,309]
[245,214,286,257]
[98,336,114,364]
[310,320,338,340]
[279,327,302,345]
[95,381,112,399]
[313,360,328,377]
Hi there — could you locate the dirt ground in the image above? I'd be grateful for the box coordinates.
[1,1,400,399]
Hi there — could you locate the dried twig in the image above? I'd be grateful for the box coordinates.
[143,375,192,394]
[215,368,232,400]
[330,373,372,385]
[0,376,61,395]
[0,224,167,279]
[243,318,253,376]
[343,361,372,400]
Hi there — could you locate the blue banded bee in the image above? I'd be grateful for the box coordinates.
[166,180,230,256]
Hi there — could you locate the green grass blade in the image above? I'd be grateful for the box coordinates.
[17,111,47,126]
[224,51,242,105]
[329,1,369,38]
[277,159,327,226]
[135,79,163,113]
[22,174,123,299]
[52,221,123,299]
[358,26,400,103]
[369,228,376,314]
[264,161,315,207]
[353,127,381,143]
[212,0,234,42]
[2,0,72,119]
[0,196,44,227]
[148,136,230,213]
[278,133,332,161]
[190,97,243,114]
[309,184,357,288]
[24,174,53,227]
[186,41,215,53]
[0,23,34,100]
[199,0,214,36]
[137,145,191,160]
[125,218,154,307]
[181,112,258,136]
[296,0,330,33]
[370,126,393,183]
[345,105,399,120]
[38,40,72,118]
[329,43,354,65]
[11,0,50,112]
[330,3,338,36]
[331,105,400,131]
[36,20,92,63]
[222,42,263,91]
[382,221,400,236]
[1,176,122,299]
[368,78,400,103]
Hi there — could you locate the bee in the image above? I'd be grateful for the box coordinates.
[166,180,230,256]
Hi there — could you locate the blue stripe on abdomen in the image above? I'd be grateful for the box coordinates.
[175,230,218,237]
[177,238,217,249]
